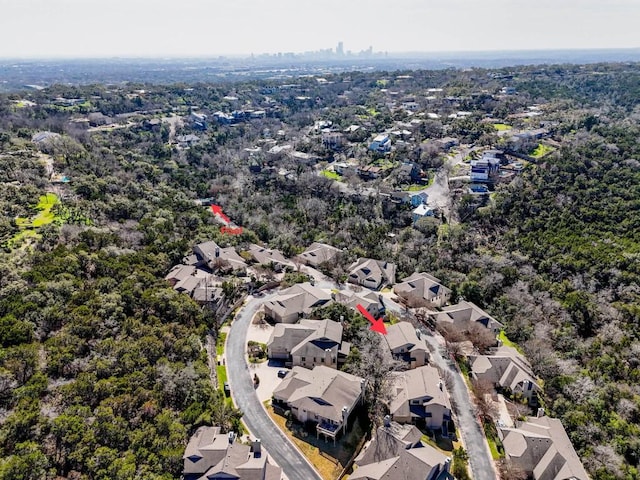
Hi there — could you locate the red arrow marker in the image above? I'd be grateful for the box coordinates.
[356,304,387,335]
[210,204,231,224]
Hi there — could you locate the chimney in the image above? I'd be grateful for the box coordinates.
[228,431,235,444]
[537,408,545,418]
[252,438,261,455]
[438,380,443,391]
[215,247,220,258]
[383,415,391,428]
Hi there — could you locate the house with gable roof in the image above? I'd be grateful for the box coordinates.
[352,420,452,480]
[183,426,282,480]
[297,242,342,267]
[384,322,429,368]
[432,300,503,335]
[188,240,247,273]
[498,414,589,480]
[247,243,295,272]
[334,289,384,319]
[389,366,452,433]
[263,282,332,323]
[272,365,365,443]
[469,345,541,402]
[394,272,451,309]
[347,258,397,290]
[267,319,351,369]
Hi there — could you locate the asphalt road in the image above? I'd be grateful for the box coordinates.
[381,299,496,480]
[226,294,323,480]
[422,333,497,480]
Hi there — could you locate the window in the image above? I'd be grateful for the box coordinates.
[321,358,324,363]
[301,357,306,362]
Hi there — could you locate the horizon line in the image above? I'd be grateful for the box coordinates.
[1,46,640,62]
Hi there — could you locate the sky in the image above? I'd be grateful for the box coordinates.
[1,0,639,58]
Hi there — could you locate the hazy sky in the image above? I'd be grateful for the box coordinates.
[1,0,639,58]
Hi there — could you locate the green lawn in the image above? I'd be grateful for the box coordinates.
[493,123,512,131]
[407,184,426,192]
[16,193,59,228]
[530,143,555,158]
[498,331,523,353]
[216,332,227,356]
[217,365,228,391]
[10,193,61,248]
[320,170,341,181]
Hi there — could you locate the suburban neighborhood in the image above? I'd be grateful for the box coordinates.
[165,234,589,480]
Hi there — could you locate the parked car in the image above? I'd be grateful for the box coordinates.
[277,370,288,378]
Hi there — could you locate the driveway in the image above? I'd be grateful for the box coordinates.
[226,294,323,480]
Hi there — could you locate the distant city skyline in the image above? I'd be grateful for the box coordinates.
[1,0,639,59]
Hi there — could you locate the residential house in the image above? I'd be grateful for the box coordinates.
[183,426,282,480]
[352,420,451,480]
[165,264,197,288]
[267,319,351,369]
[369,134,391,153]
[189,111,207,130]
[412,204,434,223]
[357,165,383,180]
[384,322,429,368]
[263,283,332,323]
[322,131,345,150]
[88,112,114,127]
[389,366,452,433]
[394,272,451,308]
[469,345,541,402]
[410,192,428,207]
[176,134,200,148]
[434,137,459,151]
[188,241,247,273]
[470,150,500,183]
[397,162,422,183]
[247,244,295,272]
[272,365,365,442]
[348,258,396,291]
[432,300,503,335]
[290,151,318,165]
[334,162,356,176]
[390,191,411,205]
[32,131,61,145]
[498,414,589,480]
[192,284,224,307]
[334,289,384,318]
[297,242,341,267]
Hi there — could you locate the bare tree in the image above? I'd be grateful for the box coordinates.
[471,378,498,421]
[497,459,527,480]
[344,329,401,427]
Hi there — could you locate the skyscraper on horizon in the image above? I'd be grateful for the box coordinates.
[336,41,344,56]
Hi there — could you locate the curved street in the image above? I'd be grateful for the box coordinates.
[226,278,495,480]
[226,293,323,480]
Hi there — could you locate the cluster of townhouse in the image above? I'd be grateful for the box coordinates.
[174,235,587,480]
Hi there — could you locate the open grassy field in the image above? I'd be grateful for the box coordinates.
[320,170,341,181]
[9,193,61,248]
[493,123,512,131]
[531,143,555,158]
